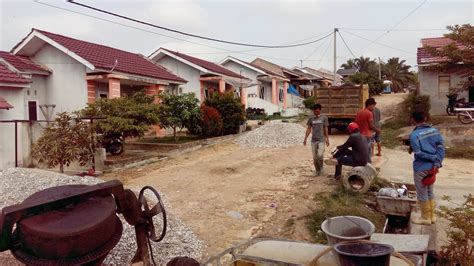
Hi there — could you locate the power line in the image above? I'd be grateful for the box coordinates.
[341,29,414,55]
[316,38,333,68]
[358,0,427,54]
[303,34,332,61]
[337,31,357,60]
[33,0,333,63]
[340,28,445,32]
[67,0,333,49]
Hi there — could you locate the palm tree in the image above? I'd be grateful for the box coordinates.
[341,59,357,69]
[355,56,378,74]
[383,57,417,92]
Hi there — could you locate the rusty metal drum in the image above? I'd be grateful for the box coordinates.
[13,185,122,263]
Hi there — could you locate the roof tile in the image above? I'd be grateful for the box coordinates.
[0,51,49,73]
[418,37,463,65]
[33,29,186,82]
[0,64,31,84]
[162,49,246,79]
[0,97,14,109]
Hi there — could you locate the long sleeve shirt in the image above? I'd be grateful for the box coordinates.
[334,132,368,166]
[409,123,445,172]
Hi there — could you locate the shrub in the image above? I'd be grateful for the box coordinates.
[32,112,96,173]
[156,92,201,141]
[246,107,266,120]
[82,92,159,140]
[200,105,223,137]
[303,96,316,109]
[204,92,245,135]
[438,194,473,266]
[401,92,431,121]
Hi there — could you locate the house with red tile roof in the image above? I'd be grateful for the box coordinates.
[0,51,51,169]
[417,36,472,115]
[149,48,250,105]
[218,56,290,115]
[0,29,188,169]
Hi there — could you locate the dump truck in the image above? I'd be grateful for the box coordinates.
[314,84,369,133]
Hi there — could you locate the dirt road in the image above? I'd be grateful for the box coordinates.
[102,93,472,260]
[103,138,346,259]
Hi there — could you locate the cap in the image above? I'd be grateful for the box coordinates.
[347,122,359,133]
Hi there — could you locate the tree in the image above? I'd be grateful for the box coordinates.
[32,112,95,173]
[348,72,383,95]
[341,59,357,70]
[438,194,473,265]
[156,92,201,141]
[426,24,474,92]
[382,57,417,92]
[204,92,245,135]
[82,92,160,140]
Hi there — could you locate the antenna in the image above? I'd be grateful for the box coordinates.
[110,59,118,72]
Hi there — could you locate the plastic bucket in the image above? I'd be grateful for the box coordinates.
[333,242,394,266]
[321,216,375,245]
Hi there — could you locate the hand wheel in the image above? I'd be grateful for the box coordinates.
[138,186,167,242]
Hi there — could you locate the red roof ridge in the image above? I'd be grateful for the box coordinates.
[32,28,145,57]
[16,29,186,82]
[159,48,247,79]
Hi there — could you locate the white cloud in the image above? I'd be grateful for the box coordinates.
[269,0,324,17]
[145,1,207,32]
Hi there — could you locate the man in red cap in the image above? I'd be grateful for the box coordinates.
[332,122,368,180]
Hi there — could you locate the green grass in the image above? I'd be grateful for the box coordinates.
[307,185,386,244]
[138,135,202,144]
[381,116,408,149]
[445,146,474,160]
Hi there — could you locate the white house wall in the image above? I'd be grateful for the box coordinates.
[33,45,88,115]
[419,68,468,115]
[220,60,260,96]
[0,88,25,169]
[26,75,47,121]
[155,56,202,100]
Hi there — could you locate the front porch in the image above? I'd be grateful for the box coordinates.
[85,73,179,102]
[257,76,288,109]
[199,75,248,107]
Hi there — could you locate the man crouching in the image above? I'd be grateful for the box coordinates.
[332,122,368,180]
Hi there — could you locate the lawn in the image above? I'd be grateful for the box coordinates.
[307,181,388,244]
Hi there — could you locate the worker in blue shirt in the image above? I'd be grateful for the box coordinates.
[408,111,445,225]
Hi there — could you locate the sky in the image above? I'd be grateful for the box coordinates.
[0,0,472,72]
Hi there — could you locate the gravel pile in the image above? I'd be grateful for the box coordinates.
[0,168,203,265]
[236,120,306,148]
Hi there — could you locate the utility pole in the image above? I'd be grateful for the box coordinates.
[378,57,382,80]
[333,28,338,85]
[300,59,303,68]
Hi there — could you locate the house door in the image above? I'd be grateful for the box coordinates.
[28,101,37,121]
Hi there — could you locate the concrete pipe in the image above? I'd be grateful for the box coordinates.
[342,163,377,193]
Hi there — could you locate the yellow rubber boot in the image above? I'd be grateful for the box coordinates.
[412,201,432,225]
[429,199,436,224]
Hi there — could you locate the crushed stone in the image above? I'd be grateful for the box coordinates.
[236,120,306,148]
[0,168,203,265]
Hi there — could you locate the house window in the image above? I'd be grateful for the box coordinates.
[279,89,284,102]
[99,93,108,99]
[438,76,450,99]
[28,101,37,121]
[259,86,265,99]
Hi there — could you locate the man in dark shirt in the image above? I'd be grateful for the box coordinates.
[332,122,368,180]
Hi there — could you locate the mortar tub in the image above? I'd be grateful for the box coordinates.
[321,216,375,245]
[333,242,394,266]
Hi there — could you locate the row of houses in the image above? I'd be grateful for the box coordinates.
[1,28,469,169]
[0,28,341,169]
